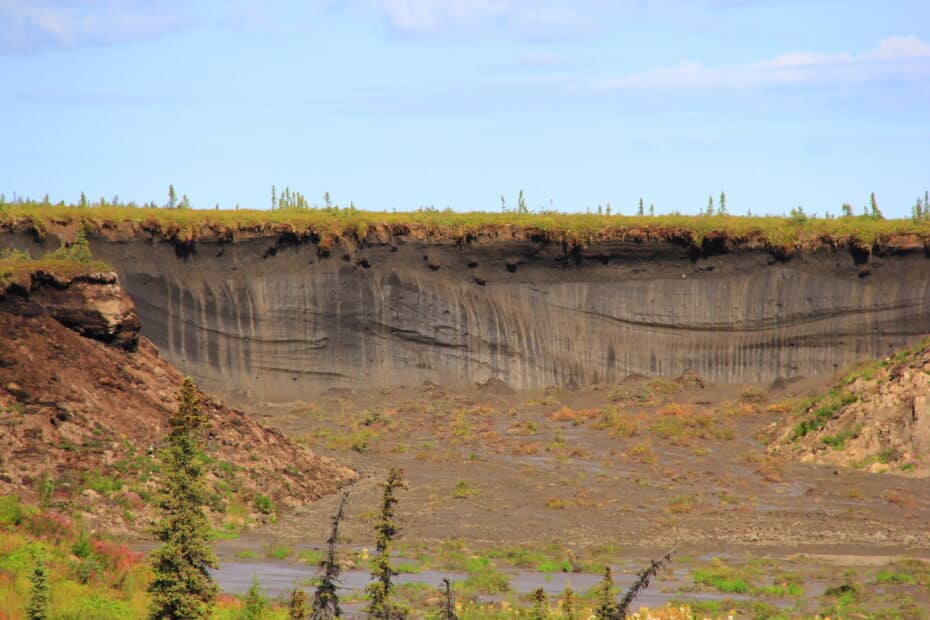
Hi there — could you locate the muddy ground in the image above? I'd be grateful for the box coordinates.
[219,374,930,616]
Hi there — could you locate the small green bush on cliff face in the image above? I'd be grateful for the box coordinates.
[254,494,274,515]
[792,390,858,440]
[0,494,26,525]
[45,229,94,264]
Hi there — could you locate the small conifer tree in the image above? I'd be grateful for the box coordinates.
[593,566,618,620]
[616,550,674,619]
[289,589,308,619]
[637,198,644,216]
[718,191,727,215]
[168,184,176,209]
[312,491,348,620]
[79,191,87,208]
[870,192,883,219]
[439,578,457,620]
[365,468,407,619]
[841,203,852,217]
[148,378,218,620]
[27,558,50,620]
[518,190,528,214]
[242,576,270,619]
[530,588,548,620]
[706,195,714,216]
[561,583,577,620]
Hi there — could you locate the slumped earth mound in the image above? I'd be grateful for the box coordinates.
[0,267,355,535]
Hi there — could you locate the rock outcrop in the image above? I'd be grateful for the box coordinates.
[1,270,141,350]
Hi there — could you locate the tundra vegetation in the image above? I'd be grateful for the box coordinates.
[3,188,930,254]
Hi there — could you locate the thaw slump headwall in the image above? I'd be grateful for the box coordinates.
[49,231,930,401]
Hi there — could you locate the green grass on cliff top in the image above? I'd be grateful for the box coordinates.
[0,240,111,290]
[3,199,930,247]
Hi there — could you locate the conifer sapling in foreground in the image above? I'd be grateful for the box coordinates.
[365,468,407,619]
[148,378,218,620]
[27,557,50,620]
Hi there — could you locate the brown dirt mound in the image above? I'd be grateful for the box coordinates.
[768,338,930,476]
[0,274,354,536]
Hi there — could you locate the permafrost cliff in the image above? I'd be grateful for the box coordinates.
[6,222,930,401]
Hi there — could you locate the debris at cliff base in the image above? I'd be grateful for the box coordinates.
[768,337,930,475]
[0,270,354,537]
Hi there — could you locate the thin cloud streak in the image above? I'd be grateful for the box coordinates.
[591,36,930,91]
[368,0,616,42]
[0,0,181,53]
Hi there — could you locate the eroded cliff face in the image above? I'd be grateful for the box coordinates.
[43,230,927,402]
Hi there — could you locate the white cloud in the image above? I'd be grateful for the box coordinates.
[594,36,930,91]
[0,0,180,52]
[368,0,614,41]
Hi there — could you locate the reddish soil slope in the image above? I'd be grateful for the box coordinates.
[0,270,354,536]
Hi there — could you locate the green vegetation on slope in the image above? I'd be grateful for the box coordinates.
[0,230,111,291]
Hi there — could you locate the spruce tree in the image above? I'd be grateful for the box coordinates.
[27,558,49,620]
[718,191,727,215]
[530,588,548,620]
[365,468,407,619]
[312,491,348,620]
[637,198,644,216]
[870,192,882,219]
[561,583,577,620]
[168,185,177,209]
[148,378,218,620]
[242,576,270,619]
[518,190,527,214]
[593,566,618,620]
[616,550,674,619]
[289,589,308,619]
[439,578,457,620]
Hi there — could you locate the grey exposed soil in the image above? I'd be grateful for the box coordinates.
[240,377,930,551]
[8,225,930,398]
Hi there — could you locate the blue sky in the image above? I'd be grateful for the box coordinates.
[1,1,928,217]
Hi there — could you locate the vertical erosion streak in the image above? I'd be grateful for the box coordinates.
[115,246,930,398]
